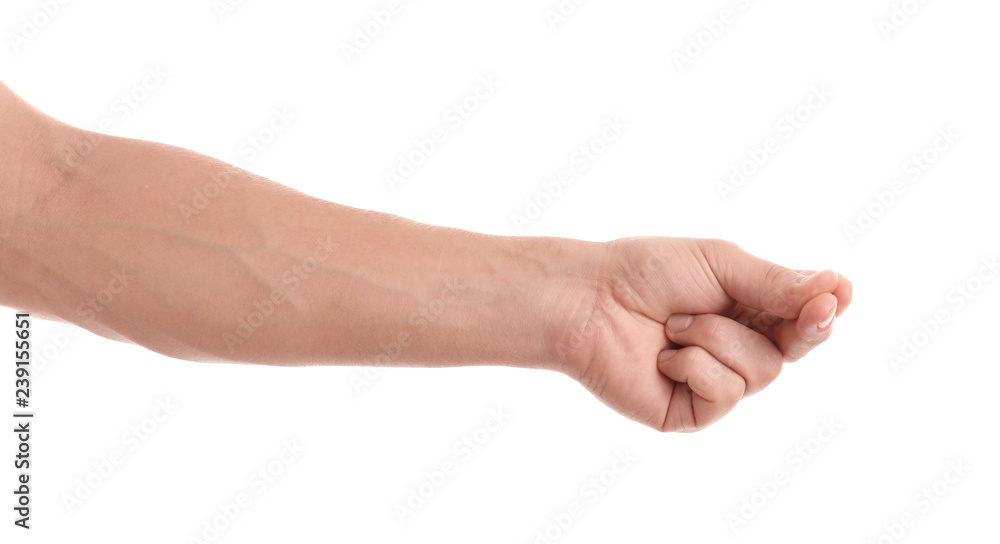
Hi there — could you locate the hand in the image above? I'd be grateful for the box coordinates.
[559,237,853,432]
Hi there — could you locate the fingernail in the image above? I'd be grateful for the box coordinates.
[659,350,678,364]
[667,314,693,333]
[818,304,836,329]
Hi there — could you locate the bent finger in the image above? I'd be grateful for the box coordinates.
[665,313,783,396]
[703,240,839,319]
[657,346,745,430]
[763,292,838,362]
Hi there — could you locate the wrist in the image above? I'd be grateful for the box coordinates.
[506,235,608,377]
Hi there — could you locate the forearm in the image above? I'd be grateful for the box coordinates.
[1,122,603,371]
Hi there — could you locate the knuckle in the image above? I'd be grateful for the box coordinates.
[764,264,791,310]
[783,343,810,363]
[763,263,785,286]
[703,238,737,257]
[755,312,781,331]
[688,350,720,391]
[687,345,715,369]
[704,315,725,342]
[722,376,746,404]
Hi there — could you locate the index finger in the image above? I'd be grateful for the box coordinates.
[757,292,838,362]
[701,240,840,320]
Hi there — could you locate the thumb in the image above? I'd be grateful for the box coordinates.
[701,240,838,319]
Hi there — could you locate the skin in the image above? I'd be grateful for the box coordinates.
[0,81,852,432]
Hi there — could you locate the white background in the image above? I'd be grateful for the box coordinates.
[3,0,999,542]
